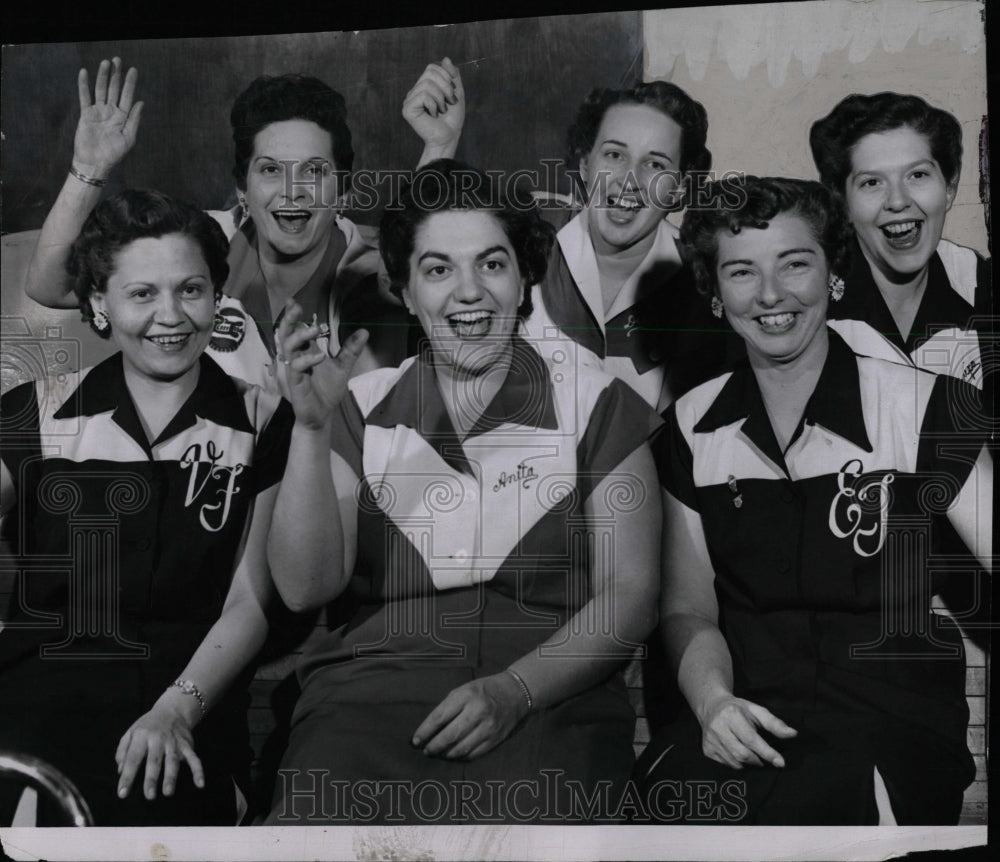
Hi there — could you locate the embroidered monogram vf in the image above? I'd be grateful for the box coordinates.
[493,461,537,493]
[180,441,245,532]
[623,313,639,338]
[827,458,894,557]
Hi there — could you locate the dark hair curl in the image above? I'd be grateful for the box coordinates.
[231,74,354,192]
[679,176,853,298]
[379,159,556,321]
[566,80,711,179]
[809,92,962,195]
[68,189,230,339]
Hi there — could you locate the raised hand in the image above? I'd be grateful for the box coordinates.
[698,695,797,769]
[403,57,466,156]
[73,57,143,178]
[411,672,529,761]
[274,300,368,430]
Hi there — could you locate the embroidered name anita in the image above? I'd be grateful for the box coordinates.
[827,458,894,557]
[180,441,245,532]
[493,461,538,493]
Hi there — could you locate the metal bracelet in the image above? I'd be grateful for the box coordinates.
[172,679,207,716]
[68,165,107,188]
[505,668,534,713]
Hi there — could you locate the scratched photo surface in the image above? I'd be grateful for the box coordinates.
[0,0,991,859]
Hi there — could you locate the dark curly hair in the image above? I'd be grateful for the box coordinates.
[231,74,354,192]
[679,176,853,298]
[68,189,230,339]
[379,159,556,321]
[809,92,962,195]
[566,80,711,178]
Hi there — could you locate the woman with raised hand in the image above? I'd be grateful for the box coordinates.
[636,176,991,824]
[265,161,662,824]
[1,190,293,825]
[23,57,465,388]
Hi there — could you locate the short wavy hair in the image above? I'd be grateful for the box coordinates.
[566,80,711,177]
[379,159,556,321]
[809,92,962,195]
[231,74,354,192]
[68,189,230,338]
[679,176,853,297]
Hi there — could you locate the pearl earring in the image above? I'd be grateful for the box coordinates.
[710,296,724,319]
[93,310,110,333]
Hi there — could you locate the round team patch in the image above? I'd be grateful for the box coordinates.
[210,307,247,353]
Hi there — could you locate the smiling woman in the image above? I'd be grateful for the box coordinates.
[0,190,294,826]
[635,175,992,825]
[261,161,664,824]
[809,92,991,393]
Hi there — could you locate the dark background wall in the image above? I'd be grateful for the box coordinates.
[2,11,642,233]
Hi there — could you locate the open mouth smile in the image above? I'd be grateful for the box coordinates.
[272,209,312,234]
[879,220,922,250]
[754,312,798,333]
[146,333,194,351]
[446,311,495,338]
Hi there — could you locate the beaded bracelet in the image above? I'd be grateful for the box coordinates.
[505,668,534,713]
[172,679,207,716]
[68,165,107,188]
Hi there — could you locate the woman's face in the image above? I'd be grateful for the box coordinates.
[90,233,216,383]
[844,125,957,283]
[402,209,524,379]
[715,212,829,367]
[580,103,684,257]
[243,119,340,262]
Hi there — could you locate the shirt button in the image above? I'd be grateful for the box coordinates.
[781,489,795,503]
[649,349,664,363]
[135,537,151,551]
[454,550,468,562]
[466,489,478,503]
[776,556,791,573]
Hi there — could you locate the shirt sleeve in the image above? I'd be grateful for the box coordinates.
[916,374,989,500]
[253,397,295,492]
[651,402,699,511]
[329,390,366,478]
[576,377,663,502]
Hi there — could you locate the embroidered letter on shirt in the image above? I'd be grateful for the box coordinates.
[828,458,894,557]
[180,441,245,532]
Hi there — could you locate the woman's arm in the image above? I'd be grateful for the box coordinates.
[114,483,277,801]
[267,301,367,612]
[25,59,143,308]
[412,443,662,760]
[947,445,993,573]
[660,488,795,769]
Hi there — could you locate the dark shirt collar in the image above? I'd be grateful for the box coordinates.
[54,352,255,454]
[694,328,872,468]
[832,238,973,353]
[366,336,559,474]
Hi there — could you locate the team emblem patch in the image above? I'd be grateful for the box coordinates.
[210,307,247,353]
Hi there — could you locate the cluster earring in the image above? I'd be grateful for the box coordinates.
[710,296,724,319]
[93,310,110,333]
[828,273,845,302]
[238,196,249,222]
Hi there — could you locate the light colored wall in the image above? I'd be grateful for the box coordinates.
[644,0,989,254]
